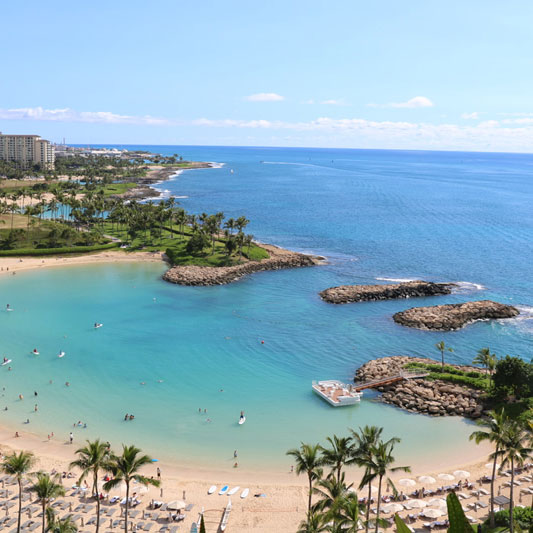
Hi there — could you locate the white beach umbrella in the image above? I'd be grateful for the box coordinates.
[166,500,186,511]
[423,508,445,519]
[382,503,404,514]
[427,498,447,508]
[485,463,500,470]
[438,473,455,481]
[405,499,427,509]
[454,470,471,479]
[418,476,436,485]
[399,479,416,487]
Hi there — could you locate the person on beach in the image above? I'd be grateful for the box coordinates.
[69,432,73,444]
[15,431,19,437]
[156,467,161,480]
[34,404,37,412]
[234,450,237,458]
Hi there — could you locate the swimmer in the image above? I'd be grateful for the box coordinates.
[233,462,238,468]
[140,382,146,386]
[65,382,70,387]
[34,404,38,412]
[18,394,23,400]
[34,391,38,396]
[124,414,129,421]
[32,349,39,355]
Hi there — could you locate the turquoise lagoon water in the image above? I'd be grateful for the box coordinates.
[2,146,533,472]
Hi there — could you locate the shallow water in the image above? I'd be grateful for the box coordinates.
[1,146,532,472]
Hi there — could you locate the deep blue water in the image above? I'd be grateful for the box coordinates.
[1,146,532,472]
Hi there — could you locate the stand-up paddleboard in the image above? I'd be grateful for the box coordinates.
[1,359,11,366]
[208,485,216,495]
[228,486,239,496]
[6,308,12,312]
[239,416,246,425]
[218,485,229,495]
[94,323,103,329]
[58,351,65,358]
[31,350,39,355]
[240,488,249,499]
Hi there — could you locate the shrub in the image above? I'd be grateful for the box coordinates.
[489,507,533,529]
[0,242,119,257]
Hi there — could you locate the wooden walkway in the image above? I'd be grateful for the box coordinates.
[353,371,429,392]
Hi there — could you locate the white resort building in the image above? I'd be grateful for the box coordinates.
[0,133,55,169]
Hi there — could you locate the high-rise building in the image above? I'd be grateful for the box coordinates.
[0,133,55,169]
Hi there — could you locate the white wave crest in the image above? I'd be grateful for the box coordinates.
[453,281,486,292]
[209,162,225,169]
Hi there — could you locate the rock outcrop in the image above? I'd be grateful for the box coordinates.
[393,300,519,330]
[319,280,454,304]
[355,356,485,418]
[163,244,324,286]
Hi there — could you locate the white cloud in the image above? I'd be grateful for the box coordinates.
[0,106,170,125]
[245,93,284,102]
[320,99,348,106]
[301,99,315,105]
[461,112,480,120]
[6,105,533,152]
[368,96,434,109]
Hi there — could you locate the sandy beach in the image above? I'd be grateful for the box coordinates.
[0,421,499,533]
[0,250,165,276]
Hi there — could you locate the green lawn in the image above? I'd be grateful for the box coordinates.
[103,222,269,266]
[89,182,138,197]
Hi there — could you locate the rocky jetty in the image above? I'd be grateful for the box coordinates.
[163,244,323,286]
[393,300,519,330]
[319,280,454,304]
[355,356,485,418]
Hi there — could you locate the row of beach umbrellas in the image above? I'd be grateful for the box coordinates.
[397,470,472,488]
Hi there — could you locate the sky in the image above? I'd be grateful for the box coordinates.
[1,0,533,151]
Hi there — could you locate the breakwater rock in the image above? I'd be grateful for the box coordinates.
[355,356,485,418]
[163,244,324,286]
[319,280,454,304]
[393,300,519,330]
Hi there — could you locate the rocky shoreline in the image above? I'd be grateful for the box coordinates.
[355,356,485,418]
[393,300,519,330]
[163,244,324,286]
[319,280,454,304]
[113,162,214,201]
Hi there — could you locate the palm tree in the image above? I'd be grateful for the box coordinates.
[29,472,65,533]
[320,435,355,483]
[1,451,35,533]
[286,443,323,513]
[435,341,453,368]
[473,347,497,385]
[312,472,352,515]
[365,438,410,533]
[69,439,110,533]
[469,409,509,528]
[296,511,328,533]
[351,426,383,533]
[337,493,366,533]
[45,508,78,533]
[103,445,160,533]
[498,419,531,533]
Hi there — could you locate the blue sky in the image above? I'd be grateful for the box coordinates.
[1,0,533,151]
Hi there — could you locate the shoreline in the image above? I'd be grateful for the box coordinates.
[0,420,492,533]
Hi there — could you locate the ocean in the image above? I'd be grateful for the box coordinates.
[1,146,532,472]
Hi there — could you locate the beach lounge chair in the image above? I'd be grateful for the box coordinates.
[130,510,140,518]
[84,505,95,513]
[87,516,97,525]
[28,522,40,531]
[160,504,168,512]
[169,527,179,533]
[184,504,193,512]
[4,517,17,527]
[112,519,123,528]
[477,501,488,508]
[143,523,154,531]
[107,508,117,517]
[150,512,160,521]
[20,520,32,529]
[135,522,145,531]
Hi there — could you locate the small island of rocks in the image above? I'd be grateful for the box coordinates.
[355,356,485,418]
[319,280,455,304]
[163,244,324,286]
[393,300,519,330]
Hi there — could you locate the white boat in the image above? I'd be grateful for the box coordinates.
[219,485,229,495]
[94,323,103,329]
[312,380,363,407]
[32,351,39,355]
[228,486,239,496]
[207,485,216,494]
[1,359,11,366]
[239,416,246,425]
[58,351,65,358]
[240,488,249,499]
[220,499,232,531]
